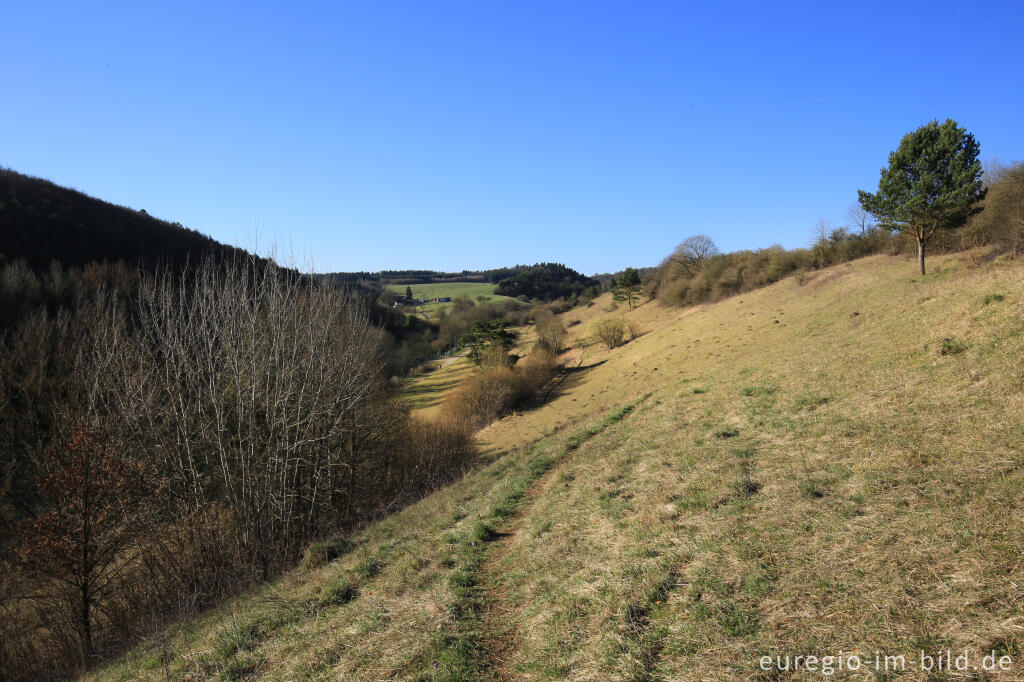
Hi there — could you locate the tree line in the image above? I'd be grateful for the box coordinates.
[648,120,1019,307]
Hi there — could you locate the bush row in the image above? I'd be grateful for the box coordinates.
[443,348,562,431]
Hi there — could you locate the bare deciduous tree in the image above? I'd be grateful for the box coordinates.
[122,256,390,572]
[845,203,874,235]
[671,235,719,277]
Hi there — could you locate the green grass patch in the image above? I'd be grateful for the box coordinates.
[793,393,830,411]
[740,384,775,397]
[940,337,968,356]
[317,578,360,608]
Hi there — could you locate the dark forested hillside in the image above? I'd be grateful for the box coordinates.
[323,265,528,286]
[0,168,247,272]
[494,262,598,300]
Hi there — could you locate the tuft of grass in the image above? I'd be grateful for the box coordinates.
[939,337,968,356]
[740,384,775,397]
[214,622,261,659]
[732,476,761,498]
[714,600,759,638]
[355,556,383,580]
[317,578,359,608]
[982,293,1005,304]
[793,393,830,411]
[470,521,498,544]
[301,536,356,570]
[798,477,830,499]
[732,449,760,498]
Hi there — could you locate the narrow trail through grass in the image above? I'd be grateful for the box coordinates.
[480,398,649,680]
[426,398,648,681]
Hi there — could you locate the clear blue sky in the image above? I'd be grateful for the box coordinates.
[3,1,1022,275]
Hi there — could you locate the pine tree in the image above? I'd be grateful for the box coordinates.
[611,267,643,309]
[859,119,986,275]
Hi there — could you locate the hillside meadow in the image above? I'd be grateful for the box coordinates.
[386,282,521,317]
[86,250,1024,680]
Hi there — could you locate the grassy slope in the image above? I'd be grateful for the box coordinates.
[89,253,1024,680]
[402,352,475,418]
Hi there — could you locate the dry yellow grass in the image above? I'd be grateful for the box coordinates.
[88,252,1024,680]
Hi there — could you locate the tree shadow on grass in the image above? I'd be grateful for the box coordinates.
[536,359,607,404]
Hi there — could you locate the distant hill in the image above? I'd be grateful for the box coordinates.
[494,262,599,300]
[324,266,525,286]
[0,167,247,272]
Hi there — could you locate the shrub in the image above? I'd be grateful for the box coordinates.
[651,231,900,308]
[442,348,560,430]
[516,348,560,396]
[535,312,567,354]
[444,367,520,429]
[398,417,477,492]
[593,317,627,349]
[479,343,517,368]
[960,162,1024,258]
[544,299,572,315]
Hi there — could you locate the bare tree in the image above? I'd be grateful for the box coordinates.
[671,235,719,277]
[123,256,390,572]
[982,157,1009,187]
[845,203,873,235]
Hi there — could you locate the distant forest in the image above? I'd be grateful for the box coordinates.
[323,267,520,285]
[323,263,597,294]
[494,262,599,301]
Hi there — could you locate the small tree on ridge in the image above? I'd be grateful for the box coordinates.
[858,119,986,275]
[612,267,643,310]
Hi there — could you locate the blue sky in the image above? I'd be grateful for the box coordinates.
[3,1,1022,274]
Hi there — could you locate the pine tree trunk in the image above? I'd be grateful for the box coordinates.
[917,238,926,275]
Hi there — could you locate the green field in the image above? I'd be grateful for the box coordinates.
[386,281,520,315]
